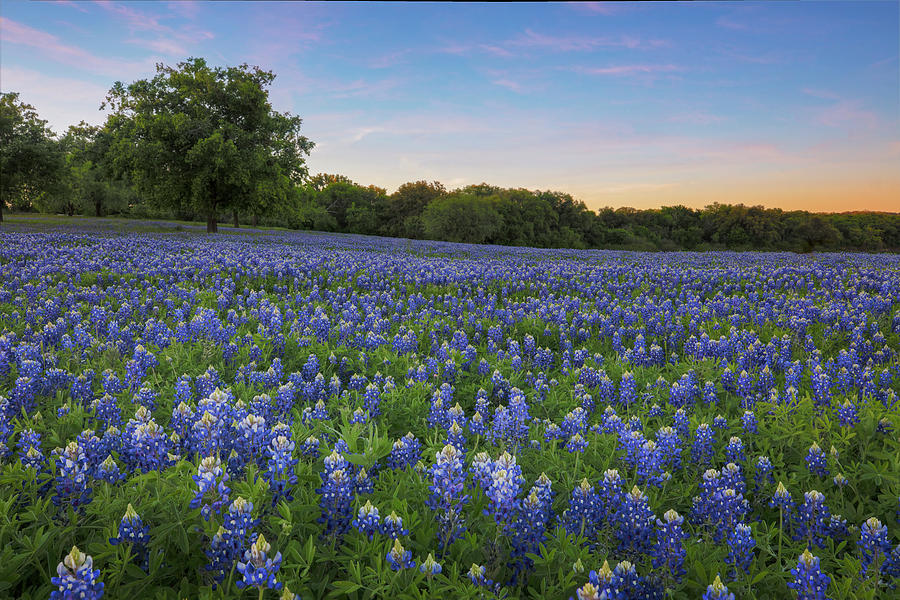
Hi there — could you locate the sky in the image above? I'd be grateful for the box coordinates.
[1,1,898,212]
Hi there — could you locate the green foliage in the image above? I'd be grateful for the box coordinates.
[422,193,500,243]
[0,92,65,221]
[100,57,314,232]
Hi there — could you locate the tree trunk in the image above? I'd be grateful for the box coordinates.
[95,198,103,218]
[207,213,218,233]
[252,213,259,227]
[0,202,4,222]
[67,203,75,217]
[233,210,239,228]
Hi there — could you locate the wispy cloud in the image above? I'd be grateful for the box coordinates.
[568,2,627,16]
[50,0,88,13]
[572,64,682,76]
[511,29,667,52]
[491,78,525,93]
[816,100,878,129]
[716,17,749,31]
[669,112,725,125]
[0,66,109,130]
[802,88,841,100]
[94,1,214,56]
[0,16,157,76]
[368,50,412,69]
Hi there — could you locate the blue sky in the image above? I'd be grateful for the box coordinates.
[1,1,898,211]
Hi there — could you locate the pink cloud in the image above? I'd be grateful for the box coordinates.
[817,100,878,129]
[802,88,841,100]
[0,17,157,76]
[569,2,625,16]
[716,17,749,31]
[94,1,214,56]
[574,64,682,76]
[479,44,515,58]
[369,50,412,69]
[512,29,667,52]
[669,112,725,125]
[50,0,89,12]
[491,78,525,93]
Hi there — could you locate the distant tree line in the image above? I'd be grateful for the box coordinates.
[2,59,898,251]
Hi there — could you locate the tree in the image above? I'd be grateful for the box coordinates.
[0,92,64,222]
[422,193,500,244]
[385,180,446,238]
[308,173,355,192]
[101,58,314,232]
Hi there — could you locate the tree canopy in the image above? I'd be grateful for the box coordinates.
[0,92,64,222]
[101,57,313,232]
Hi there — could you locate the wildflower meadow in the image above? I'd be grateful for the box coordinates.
[1,223,898,599]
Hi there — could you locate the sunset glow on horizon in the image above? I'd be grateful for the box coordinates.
[1,1,898,213]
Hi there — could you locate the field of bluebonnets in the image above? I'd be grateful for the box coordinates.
[1,219,899,600]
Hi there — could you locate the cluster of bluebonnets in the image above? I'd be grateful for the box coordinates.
[0,223,898,599]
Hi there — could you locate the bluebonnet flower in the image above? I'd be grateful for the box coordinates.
[858,517,891,578]
[52,441,92,511]
[881,544,900,584]
[692,423,715,467]
[725,523,756,576]
[468,563,492,587]
[740,410,758,436]
[566,432,588,453]
[563,478,602,541]
[702,574,735,600]
[577,560,613,600]
[795,490,831,549]
[509,477,553,582]
[190,455,231,520]
[447,421,467,453]
[128,417,170,473]
[386,538,415,571]
[264,434,298,506]
[205,497,257,587]
[788,549,831,600]
[725,436,746,464]
[300,436,320,460]
[50,546,104,600]
[805,443,829,478]
[835,399,859,429]
[96,455,124,484]
[420,553,442,577]
[349,407,368,425]
[771,481,797,527]
[236,534,283,592]
[380,511,409,539]
[652,509,688,583]
[599,468,625,520]
[109,504,150,569]
[656,426,682,471]
[753,456,774,494]
[18,428,45,471]
[619,371,637,407]
[316,451,355,541]
[713,414,729,432]
[426,444,469,552]
[614,485,655,557]
[352,500,381,540]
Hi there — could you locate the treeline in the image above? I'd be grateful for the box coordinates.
[2,59,898,251]
[291,177,900,252]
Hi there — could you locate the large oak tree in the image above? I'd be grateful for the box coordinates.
[101,58,314,232]
[0,92,64,222]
